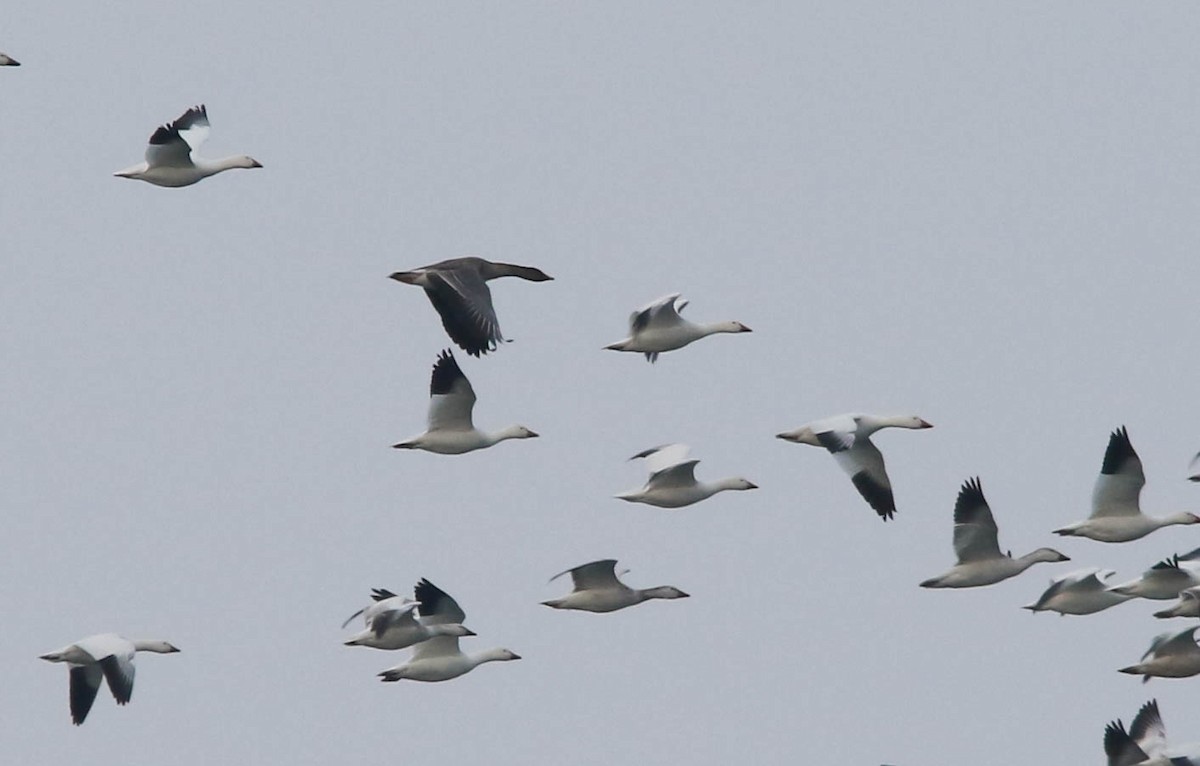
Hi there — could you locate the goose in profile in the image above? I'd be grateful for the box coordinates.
[114,105,261,187]
[1053,427,1200,542]
[1023,567,1132,616]
[1109,550,1200,601]
[1120,626,1200,683]
[0,52,19,66]
[39,633,180,725]
[377,579,520,682]
[1154,586,1200,619]
[775,413,933,521]
[604,293,751,362]
[392,350,538,454]
[342,587,475,650]
[541,559,689,612]
[1104,699,1166,766]
[389,257,552,357]
[615,444,757,508]
[920,477,1069,589]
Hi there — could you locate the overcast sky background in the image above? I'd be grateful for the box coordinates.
[3,2,1199,763]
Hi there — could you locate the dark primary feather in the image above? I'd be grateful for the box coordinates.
[953,477,992,525]
[371,588,399,602]
[414,579,452,617]
[1104,718,1147,765]
[851,471,895,521]
[99,656,133,704]
[69,666,101,726]
[1101,426,1139,476]
[149,104,208,144]
[816,430,853,453]
[1128,699,1162,747]
[429,350,467,395]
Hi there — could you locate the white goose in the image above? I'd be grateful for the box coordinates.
[1109,550,1200,601]
[775,413,933,521]
[342,587,475,650]
[392,350,538,454]
[377,579,520,683]
[1120,626,1200,683]
[40,633,180,725]
[615,444,757,508]
[1053,427,1200,542]
[0,52,19,66]
[1108,700,1167,766]
[1104,699,1167,766]
[604,293,751,362]
[114,105,261,187]
[1023,567,1132,615]
[1154,585,1200,619]
[389,257,552,357]
[920,477,1069,589]
[541,559,689,613]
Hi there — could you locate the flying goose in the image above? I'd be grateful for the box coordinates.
[342,587,475,650]
[1120,626,1200,683]
[40,633,180,725]
[1154,586,1200,619]
[1053,427,1200,542]
[1023,567,1132,615]
[1109,550,1200,601]
[389,257,552,357]
[1105,699,1166,766]
[114,105,261,187]
[392,350,538,454]
[377,579,520,682]
[920,477,1069,588]
[541,559,689,612]
[775,413,933,521]
[615,444,757,508]
[0,52,19,66]
[604,293,751,362]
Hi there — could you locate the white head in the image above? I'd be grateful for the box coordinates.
[482,648,522,662]
[1028,548,1070,564]
[717,321,752,334]
[644,586,690,600]
[1168,512,1200,526]
[723,477,759,491]
[893,415,933,429]
[500,425,539,441]
[133,640,181,654]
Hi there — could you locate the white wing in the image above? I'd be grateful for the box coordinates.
[1091,427,1145,518]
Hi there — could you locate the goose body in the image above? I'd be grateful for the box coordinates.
[389,257,552,357]
[604,293,750,362]
[1120,627,1200,682]
[541,559,689,613]
[392,350,538,454]
[39,633,180,725]
[776,413,932,521]
[920,477,1069,588]
[1023,567,1132,615]
[1053,427,1200,542]
[1109,550,1200,601]
[615,443,757,508]
[1154,586,1200,619]
[377,580,519,683]
[342,587,475,650]
[114,105,261,187]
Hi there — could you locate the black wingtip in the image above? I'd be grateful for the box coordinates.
[1100,426,1136,475]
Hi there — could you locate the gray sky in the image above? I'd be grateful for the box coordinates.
[3,2,1199,763]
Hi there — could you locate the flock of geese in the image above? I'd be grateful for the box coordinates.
[6,59,1198,762]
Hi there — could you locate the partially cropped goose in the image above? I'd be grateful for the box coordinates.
[1154,585,1200,619]
[342,587,475,650]
[114,105,261,187]
[616,444,757,508]
[604,293,751,362]
[1053,427,1200,542]
[541,559,689,613]
[40,633,180,725]
[392,350,538,454]
[1109,550,1200,601]
[1104,699,1166,766]
[0,52,19,66]
[920,477,1069,588]
[775,413,932,521]
[1120,626,1200,683]
[1023,567,1132,616]
[389,257,552,357]
[377,580,519,682]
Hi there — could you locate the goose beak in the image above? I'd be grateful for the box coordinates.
[919,419,934,428]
